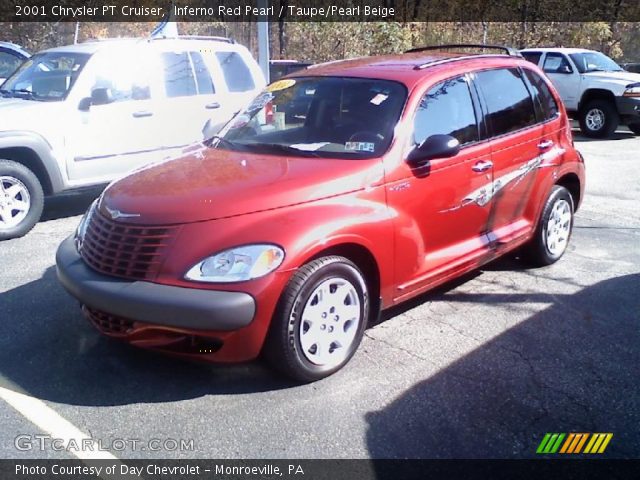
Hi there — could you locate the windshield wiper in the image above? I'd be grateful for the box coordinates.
[0,89,11,98]
[205,135,238,149]
[240,143,321,157]
[5,89,42,101]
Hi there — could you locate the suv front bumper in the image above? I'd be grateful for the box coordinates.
[56,236,256,331]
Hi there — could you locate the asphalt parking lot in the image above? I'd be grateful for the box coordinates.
[0,128,638,460]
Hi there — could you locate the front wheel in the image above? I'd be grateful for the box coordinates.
[522,185,574,267]
[578,100,619,138]
[0,160,44,240]
[264,256,369,382]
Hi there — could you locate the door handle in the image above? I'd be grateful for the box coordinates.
[538,140,554,150]
[472,160,493,172]
[205,102,221,110]
[132,110,153,118]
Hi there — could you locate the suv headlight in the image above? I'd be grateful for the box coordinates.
[623,84,640,97]
[185,244,285,283]
[74,199,97,251]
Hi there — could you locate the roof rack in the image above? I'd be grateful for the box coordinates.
[406,44,521,57]
[150,35,234,44]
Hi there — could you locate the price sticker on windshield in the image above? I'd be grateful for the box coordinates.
[267,79,296,92]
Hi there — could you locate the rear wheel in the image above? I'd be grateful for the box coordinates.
[264,256,369,382]
[0,160,44,240]
[578,99,619,138]
[522,185,574,266]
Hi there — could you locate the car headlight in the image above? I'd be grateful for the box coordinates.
[185,244,285,283]
[623,83,640,97]
[74,199,97,251]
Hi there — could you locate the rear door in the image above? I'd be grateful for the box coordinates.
[472,67,545,247]
[389,74,495,301]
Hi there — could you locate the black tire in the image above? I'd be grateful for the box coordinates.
[628,123,640,136]
[578,99,619,138]
[264,256,369,382]
[522,185,574,267]
[0,159,44,240]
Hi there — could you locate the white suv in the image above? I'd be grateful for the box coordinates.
[0,36,265,239]
[521,47,640,138]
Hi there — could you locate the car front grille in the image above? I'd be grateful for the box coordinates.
[80,210,176,281]
[83,305,135,337]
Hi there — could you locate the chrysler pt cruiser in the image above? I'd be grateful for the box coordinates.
[56,45,585,382]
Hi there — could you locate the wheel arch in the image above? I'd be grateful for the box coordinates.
[556,173,582,212]
[578,89,617,112]
[0,147,54,195]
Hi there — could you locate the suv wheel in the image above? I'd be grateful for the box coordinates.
[522,185,574,266]
[0,160,44,240]
[579,99,619,138]
[264,256,369,382]
[628,123,640,136]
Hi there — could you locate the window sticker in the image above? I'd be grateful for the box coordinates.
[370,93,388,105]
[290,142,329,151]
[345,141,375,152]
[266,79,296,92]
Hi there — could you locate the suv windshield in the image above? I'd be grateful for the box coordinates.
[0,51,89,101]
[569,52,623,73]
[215,76,407,159]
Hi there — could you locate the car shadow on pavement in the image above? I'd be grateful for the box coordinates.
[41,187,105,222]
[365,273,640,458]
[0,267,296,406]
[572,130,635,142]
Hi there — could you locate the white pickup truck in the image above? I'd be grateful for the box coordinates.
[520,47,640,138]
[0,36,265,239]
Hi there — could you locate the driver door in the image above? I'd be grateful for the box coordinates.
[542,52,580,110]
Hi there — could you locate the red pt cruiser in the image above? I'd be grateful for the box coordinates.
[56,45,585,382]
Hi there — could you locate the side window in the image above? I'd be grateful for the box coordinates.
[216,52,255,92]
[90,51,151,103]
[543,53,573,74]
[162,52,197,98]
[414,76,479,147]
[523,68,559,122]
[522,52,542,65]
[190,52,214,95]
[475,68,537,137]
[0,51,22,79]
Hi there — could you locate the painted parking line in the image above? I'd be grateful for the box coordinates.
[0,379,134,479]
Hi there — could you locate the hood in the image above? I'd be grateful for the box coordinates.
[583,70,640,85]
[0,98,61,130]
[100,146,385,225]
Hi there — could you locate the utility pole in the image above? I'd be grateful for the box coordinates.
[257,0,270,83]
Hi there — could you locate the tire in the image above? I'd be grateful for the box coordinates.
[522,185,574,267]
[264,256,369,382]
[628,123,640,136]
[578,99,619,138]
[0,159,44,240]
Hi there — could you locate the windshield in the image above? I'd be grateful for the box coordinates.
[215,76,407,159]
[569,52,623,73]
[0,51,89,100]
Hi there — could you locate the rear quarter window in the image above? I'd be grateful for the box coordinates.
[475,68,537,137]
[522,52,542,65]
[216,51,255,92]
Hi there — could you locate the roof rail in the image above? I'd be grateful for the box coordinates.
[406,44,521,57]
[156,35,235,44]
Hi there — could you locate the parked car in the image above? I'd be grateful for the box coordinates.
[269,59,312,81]
[0,42,29,84]
[520,47,640,137]
[0,36,265,239]
[57,44,585,382]
[622,62,640,74]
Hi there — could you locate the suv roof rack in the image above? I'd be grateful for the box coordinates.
[406,44,521,57]
[405,44,522,70]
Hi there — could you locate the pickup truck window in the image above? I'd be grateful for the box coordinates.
[543,53,573,74]
[569,52,623,73]
[521,52,542,65]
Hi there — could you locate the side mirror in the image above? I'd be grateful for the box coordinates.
[408,134,460,166]
[90,87,114,106]
[558,65,573,74]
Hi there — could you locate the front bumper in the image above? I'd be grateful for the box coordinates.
[616,96,640,119]
[56,236,256,331]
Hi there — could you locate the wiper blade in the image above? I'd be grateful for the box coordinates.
[6,89,42,100]
[206,135,238,149]
[0,89,11,98]
[241,142,321,157]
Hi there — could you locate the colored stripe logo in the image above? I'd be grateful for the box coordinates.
[537,433,613,454]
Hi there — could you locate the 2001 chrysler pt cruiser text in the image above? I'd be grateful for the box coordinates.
[56,45,585,382]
